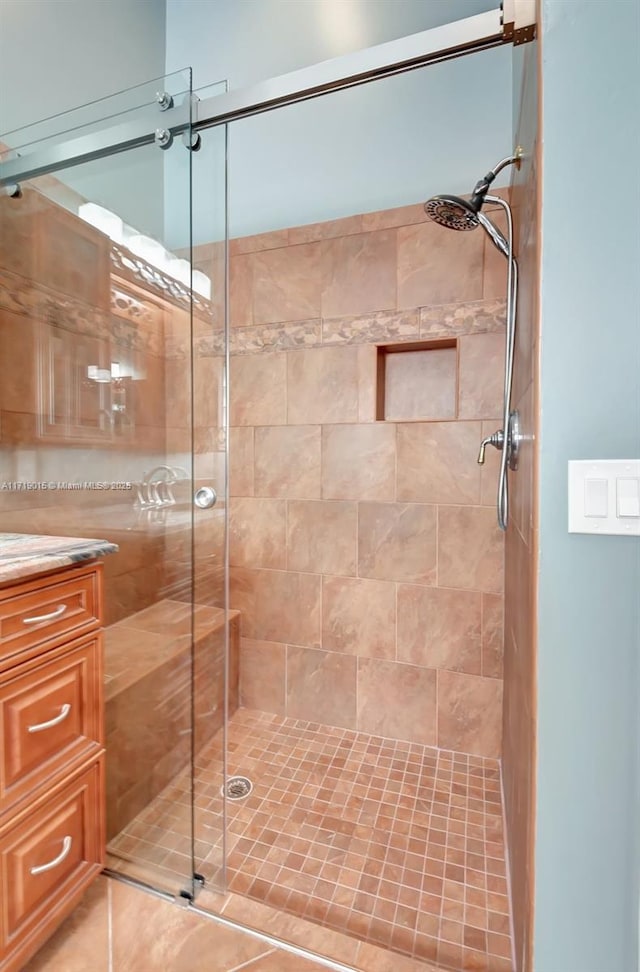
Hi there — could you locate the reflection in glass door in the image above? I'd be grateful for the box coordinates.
[0,72,228,900]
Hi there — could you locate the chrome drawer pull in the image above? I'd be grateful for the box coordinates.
[22,604,68,625]
[30,835,72,875]
[27,703,71,733]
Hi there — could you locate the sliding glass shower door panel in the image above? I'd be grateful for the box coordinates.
[0,71,228,900]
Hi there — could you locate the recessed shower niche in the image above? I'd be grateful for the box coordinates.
[376,338,458,421]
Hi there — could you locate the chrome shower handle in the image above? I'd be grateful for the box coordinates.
[477,430,504,465]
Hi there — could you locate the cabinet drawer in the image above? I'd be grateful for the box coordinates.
[0,635,103,816]
[0,759,104,961]
[0,566,101,669]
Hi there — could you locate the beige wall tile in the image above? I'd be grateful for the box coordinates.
[357,345,378,423]
[437,670,503,757]
[438,506,504,593]
[511,380,534,542]
[397,221,483,308]
[230,352,287,426]
[286,646,357,728]
[287,346,359,424]
[322,575,396,659]
[254,425,321,498]
[358,502,437,585]
[483,209,508,299]
[361,203,429,232]
[321,230,397,318]
[287,499,357,576]
[482,593,504,678]
[230,567,321,646]
[479,419,502,507]
[230,252,254,327]
[384,348,457,422]
[397,422,481,505]
[458,332,505,421]
[229,427,255,496]
[288,213,363,245]
[397,586,482,674]
[229,496,286,569]
[322,424,396,501]
[230,228,289,255]
[193,354,223,434]
[357,658,437,744]
[240,638,286,714]
[252,242,322,325]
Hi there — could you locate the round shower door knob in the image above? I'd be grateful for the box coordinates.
[194,486,217,509]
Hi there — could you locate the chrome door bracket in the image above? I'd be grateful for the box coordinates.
[155,91,174,111]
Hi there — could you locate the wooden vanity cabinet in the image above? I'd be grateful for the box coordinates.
[0,562,105,972]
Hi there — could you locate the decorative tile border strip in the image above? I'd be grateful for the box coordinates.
[224,298,506,356]
[420,297,507,339]
[231,318,322,355]
[1,262,505,362]
[322,309,419,346]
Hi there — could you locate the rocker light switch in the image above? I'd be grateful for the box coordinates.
[617,478,640,518]
[584,478,608,517]
[569,460,640,536]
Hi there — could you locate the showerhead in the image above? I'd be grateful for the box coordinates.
[423,195,479,231]
[424,191,510,259]
[424,154,521,257]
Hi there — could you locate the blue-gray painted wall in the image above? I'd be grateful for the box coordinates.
[534,1,640,969]
[164,0,513,244]
[0,0,168,239]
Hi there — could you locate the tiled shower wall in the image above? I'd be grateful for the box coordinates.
[201,198,509,758]
[502,35,541,972]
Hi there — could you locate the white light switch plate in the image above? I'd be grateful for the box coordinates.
[568,460,640,536]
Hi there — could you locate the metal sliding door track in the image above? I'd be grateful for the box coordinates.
[0,10,508,186]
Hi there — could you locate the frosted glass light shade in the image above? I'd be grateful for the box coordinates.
[79,203,124,244]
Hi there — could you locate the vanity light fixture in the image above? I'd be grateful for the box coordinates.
[78,202,212,300]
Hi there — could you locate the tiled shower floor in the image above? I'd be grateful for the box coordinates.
[108,709,513,972]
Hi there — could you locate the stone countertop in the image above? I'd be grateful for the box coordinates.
[0,533,118,585]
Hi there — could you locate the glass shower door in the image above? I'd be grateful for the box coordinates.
[0,72,228,899]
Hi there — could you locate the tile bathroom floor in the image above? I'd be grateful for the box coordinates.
[108,709,514,972]
[23,875,331,972]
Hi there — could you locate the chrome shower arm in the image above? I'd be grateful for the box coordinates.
[470,154,521,209]
[489,155,521,179]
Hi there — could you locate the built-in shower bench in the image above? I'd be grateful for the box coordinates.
[104,599,239,839]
